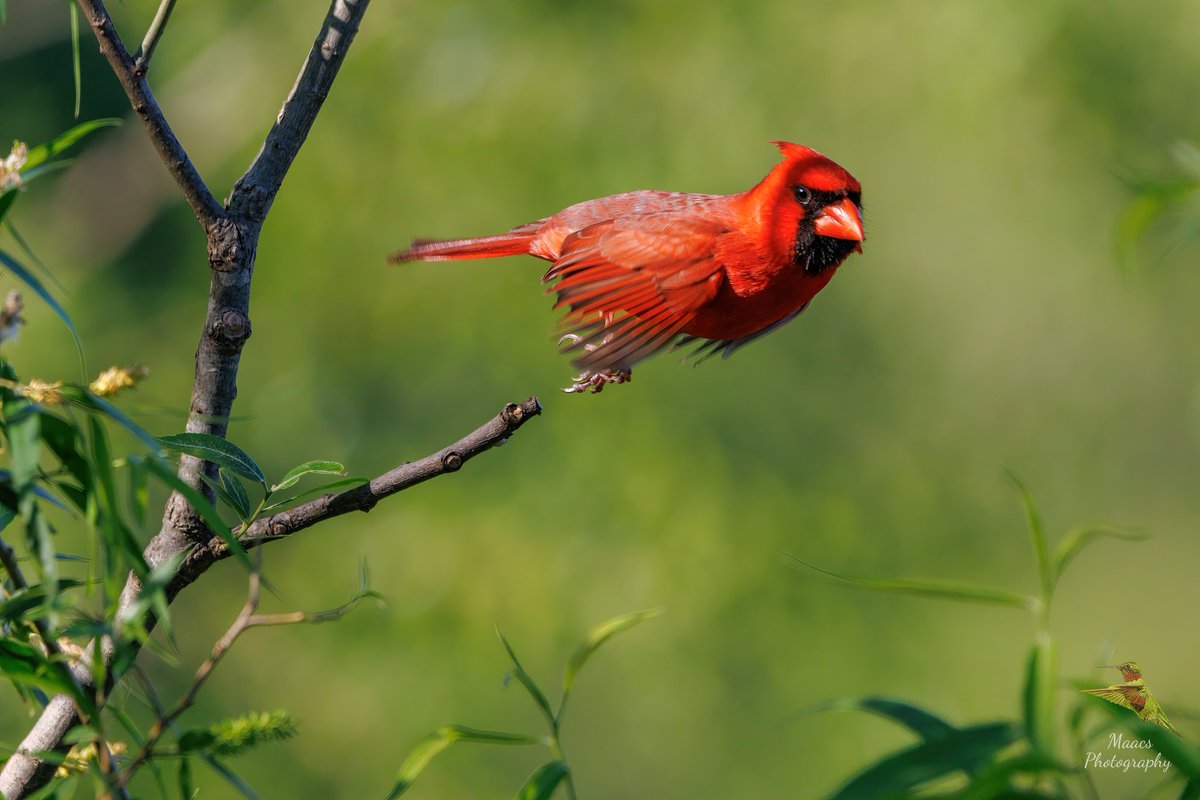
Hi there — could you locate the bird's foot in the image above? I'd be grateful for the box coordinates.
[562,368,632,394]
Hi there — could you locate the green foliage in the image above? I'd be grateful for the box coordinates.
[1117,141,1200,270]
[792,477,1188,799]
[178,710,299,758]
[385,609,659,799]
[0,120,377,798]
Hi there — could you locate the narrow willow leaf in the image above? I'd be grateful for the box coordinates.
[800,696,956,744]
[1022,634,1056,758]
[513,761,569,800]
[560,608,660,722]
[5,221,69,295]
[0,190,15,225]
[5,399,40,493]
[220,468,253,519]
[178,758,194,800]
[263,476,367,511]
[496,630,556,728]
[69,0,81,118]
[947,752,1073,800]
[22,118,121,170]
[59,386,160,452]
[0,638,94,718]
[157,432,265,485]
[1003,469,1052,602]
[270,460,346,493]
[786,555,1036,611]
[39,412,91,489]
[826,722,1020,800]
[0,579,84,624]
[142,457,253,573]
[2,214,89,376]
[198,753,259,800]
[1053,525,1150,585]
[385,726,541,799]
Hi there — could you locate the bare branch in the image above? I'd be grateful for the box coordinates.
[180,396,544,576]
[133,0,179,75]
[75,0,223,227]
[229,0,371,223]
[118,568,375,787]
[0,395,541,797]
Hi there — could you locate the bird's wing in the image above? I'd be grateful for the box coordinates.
[544,215,728,371]
[1083,683,1147,713]
[677,302,811,363]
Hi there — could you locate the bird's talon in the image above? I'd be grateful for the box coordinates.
[561,368,631,394]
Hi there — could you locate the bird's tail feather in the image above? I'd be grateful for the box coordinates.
[388,232,536,263]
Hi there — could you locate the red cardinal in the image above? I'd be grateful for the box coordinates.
[390,142,863,392]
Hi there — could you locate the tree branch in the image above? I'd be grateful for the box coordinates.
[0,395,541,798]
[190,397,544,572]
[228,0,370,224]
[133,0,179,75]
[75,0,223,227]
[0,2,379,797]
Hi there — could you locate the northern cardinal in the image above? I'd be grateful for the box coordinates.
[390,142,863,392]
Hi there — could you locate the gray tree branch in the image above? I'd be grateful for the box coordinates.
[76,0,223,227]
[0,2,413,797]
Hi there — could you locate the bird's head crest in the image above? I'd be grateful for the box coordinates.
[768,140,860,194]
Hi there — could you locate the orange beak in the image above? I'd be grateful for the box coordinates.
[814,198,864,251]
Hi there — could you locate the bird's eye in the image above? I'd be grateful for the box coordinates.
[792,186,811,205]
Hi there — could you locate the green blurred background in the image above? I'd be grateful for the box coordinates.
[3,0,1200,797]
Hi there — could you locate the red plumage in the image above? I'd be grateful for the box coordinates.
[390,142,864,392]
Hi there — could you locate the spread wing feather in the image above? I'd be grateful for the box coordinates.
[543,216,728,371]
[1083,684,1147,713]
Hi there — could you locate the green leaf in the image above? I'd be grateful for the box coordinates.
[23,119,121,171]
[5,398,41,493]
[786,555,1037,611]
[142,456,254,573]
[826,722,1021,800]
[60,386,160,452]
[1053,525,1150,585]
[39,412,91,490]
[384,726,541,799]
[0,190,16,225]
[496,629,556,728]
[197,753,259,800]
[560,608,660,723]
[0,579,83,624]
[178,758,194,800]
[157,432,266,485]
[219,468,253,519]
[0,638,94,719]
[513,761,569,800]
[263,476,368,511]
[1022,634,1057,758]
[5,221,69,295]
[1003,469,1052,603]
[0,248,76,349]
[270,460,346,493]
[68,0,81,118]
[800,696,956,744]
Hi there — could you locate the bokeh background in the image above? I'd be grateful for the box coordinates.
[3,0,1200,797]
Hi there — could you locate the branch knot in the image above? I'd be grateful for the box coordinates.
[210,310,252,348]
[206,217,245,271]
